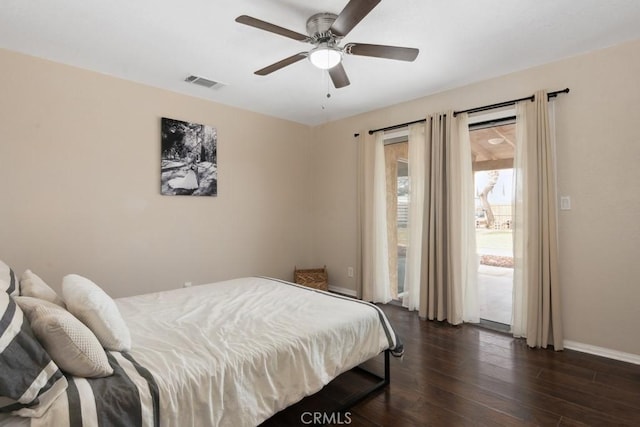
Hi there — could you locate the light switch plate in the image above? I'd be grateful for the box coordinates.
[560,196,571,210]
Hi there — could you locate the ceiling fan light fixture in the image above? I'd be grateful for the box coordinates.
[309,45,342,70]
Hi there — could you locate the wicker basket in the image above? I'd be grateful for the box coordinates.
[294,266,328,291]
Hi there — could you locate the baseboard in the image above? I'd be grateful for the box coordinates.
[328,285,357,297]
[564,340,640,365]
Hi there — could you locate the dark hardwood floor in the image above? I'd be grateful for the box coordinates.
[263,304,640,426]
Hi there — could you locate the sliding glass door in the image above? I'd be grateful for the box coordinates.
[469,121,515,329]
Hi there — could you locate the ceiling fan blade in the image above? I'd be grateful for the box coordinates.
[330,0,381,37]
[329,63,350,88]
[236,15,309,42]
[346,43,419,61]
[255,52,307,76]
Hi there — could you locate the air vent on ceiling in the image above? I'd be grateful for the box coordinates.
[184,75,223,89]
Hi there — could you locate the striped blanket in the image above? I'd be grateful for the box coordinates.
[1,286,158,427]
[30,352,159,427]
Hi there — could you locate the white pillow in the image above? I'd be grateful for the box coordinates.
[20,270,66,308]
[62,274,131,351]
[15,297,114,378]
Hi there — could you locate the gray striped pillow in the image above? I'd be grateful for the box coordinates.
[0,260,19,296]
[0,291,68,417]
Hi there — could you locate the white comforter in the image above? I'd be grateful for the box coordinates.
[117,277,396,427]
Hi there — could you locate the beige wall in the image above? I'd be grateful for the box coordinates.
[310,39,640,356]
[2,38,639,356]
[0,49,314,298]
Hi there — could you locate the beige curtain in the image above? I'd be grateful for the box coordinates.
[356,133,367,299]
[512,91,564,349]
[357,132,392,303]
[418,111,468,323]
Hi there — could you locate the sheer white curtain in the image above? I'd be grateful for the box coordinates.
[512,91,563,349]
[358,132,392,303]
[512,101,529,337]
[452,113,479,323]
[402,124,426,311]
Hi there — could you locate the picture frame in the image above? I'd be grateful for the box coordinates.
[160,117,217,196]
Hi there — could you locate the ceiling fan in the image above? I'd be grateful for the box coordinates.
[235,0,419,89]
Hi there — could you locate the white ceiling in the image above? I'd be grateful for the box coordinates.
[2,0,640,126]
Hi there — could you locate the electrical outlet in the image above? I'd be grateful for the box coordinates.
[347,267,354,278]
[184,281,192,288]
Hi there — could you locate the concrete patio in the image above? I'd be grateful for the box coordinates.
[476,229,513,326]
[477,264,513,325]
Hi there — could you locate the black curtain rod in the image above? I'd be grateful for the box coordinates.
[367,88,570,135]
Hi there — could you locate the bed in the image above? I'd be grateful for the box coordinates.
[1,274,402,426]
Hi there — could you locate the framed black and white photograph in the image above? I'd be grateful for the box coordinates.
[161,117,217,196]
